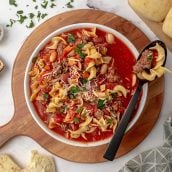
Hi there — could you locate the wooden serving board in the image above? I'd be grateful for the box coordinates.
[0,9,164,163]
[129,4,172,52]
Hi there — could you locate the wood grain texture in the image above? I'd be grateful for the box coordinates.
[128,3,172,52]
[0,9,164,163]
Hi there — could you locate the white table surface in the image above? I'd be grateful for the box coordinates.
[0,0,172,171]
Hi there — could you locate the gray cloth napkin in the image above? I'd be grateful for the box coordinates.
[119,116,172,172]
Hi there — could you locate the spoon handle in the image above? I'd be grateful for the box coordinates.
[103,82,143,161]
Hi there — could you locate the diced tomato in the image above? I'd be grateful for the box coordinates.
[34,100,48,121]
[85,103,94,115]
[84,57,93,65]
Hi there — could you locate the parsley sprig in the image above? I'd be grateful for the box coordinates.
[97,99,105,110]
[75,44,86,59]
[7,0,57,28]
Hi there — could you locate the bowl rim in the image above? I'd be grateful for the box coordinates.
[24,23,148,147]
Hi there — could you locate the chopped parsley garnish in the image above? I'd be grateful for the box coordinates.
[68,86,80,98]
[17,10,23,14]
[80,78,88,84]
[67,34,75,43]
[26,20,35,28]
[97,99,105,110]
[75,47,86,59]
[29,13,35,19]
[59,105,68,113]
[77,43,85,49]
[66,2,73,8]
[107,118,113,125]
[43,93,49,100]
[147,53,153,61]
[18,15,27,24]
[37,11,41,21]
[41,0,48,9]
[41,13,48,19]
[9,0,18,7]
[111,92,117,99]
[73,117,79,124]
[76,107,83,113]
[50,3,56,8]
[70,86,80,94]
[6,19,16,27]
[34,5,38,9]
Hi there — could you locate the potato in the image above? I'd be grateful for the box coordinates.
[162,7,172,38]
[128,0,172,22]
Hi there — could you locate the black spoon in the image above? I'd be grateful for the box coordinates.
[103,40,167,161]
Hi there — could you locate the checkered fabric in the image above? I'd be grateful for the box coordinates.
[120,116,172,172]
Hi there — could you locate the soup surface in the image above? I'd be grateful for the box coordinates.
[29,27,139,142]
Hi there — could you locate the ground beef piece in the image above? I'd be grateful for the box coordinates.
[93,36,104,43]
[81,34,90,43]
[133,50,153,73]
[57,42,66,57]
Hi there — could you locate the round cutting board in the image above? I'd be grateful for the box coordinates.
[0,9,164,163]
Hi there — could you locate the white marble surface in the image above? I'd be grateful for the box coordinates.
[0,0,171,171]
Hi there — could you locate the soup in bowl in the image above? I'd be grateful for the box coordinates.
[24,23,148,147]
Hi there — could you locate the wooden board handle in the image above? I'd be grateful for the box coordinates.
[0,116,19,147]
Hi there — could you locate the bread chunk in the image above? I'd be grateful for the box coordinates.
[129,0,172,22]
[163,7,172,38]
[21,151,56,172]
[0,154,22,172]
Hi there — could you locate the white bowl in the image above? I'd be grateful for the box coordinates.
[24,23,148,147]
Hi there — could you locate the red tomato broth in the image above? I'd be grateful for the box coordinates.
[29,27,142,143]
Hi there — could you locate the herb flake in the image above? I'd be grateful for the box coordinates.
[41,0,48,9]
[9,0,18,7]
[75,47,86,59]
[73,117,79,124]
[67,34,75,43]
[76,107,83,113]
[97,99,105,110]
[26,20,35,28]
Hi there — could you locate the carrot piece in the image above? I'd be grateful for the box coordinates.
[44,65,51,70]
[82,71,89,78]
[64,45,73,53]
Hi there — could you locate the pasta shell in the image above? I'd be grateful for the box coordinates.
[100,64,108,74]
[132,74,137,87]
[49,51,57,62]
[113,85,127,98]
[69,126,89,138]
[142,70,156,81]
[80,115,92,127]
[88,66,96,80]
[85,60,95,71]
[102,56,112,64]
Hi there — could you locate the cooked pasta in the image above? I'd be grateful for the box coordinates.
[29,27,139,142]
